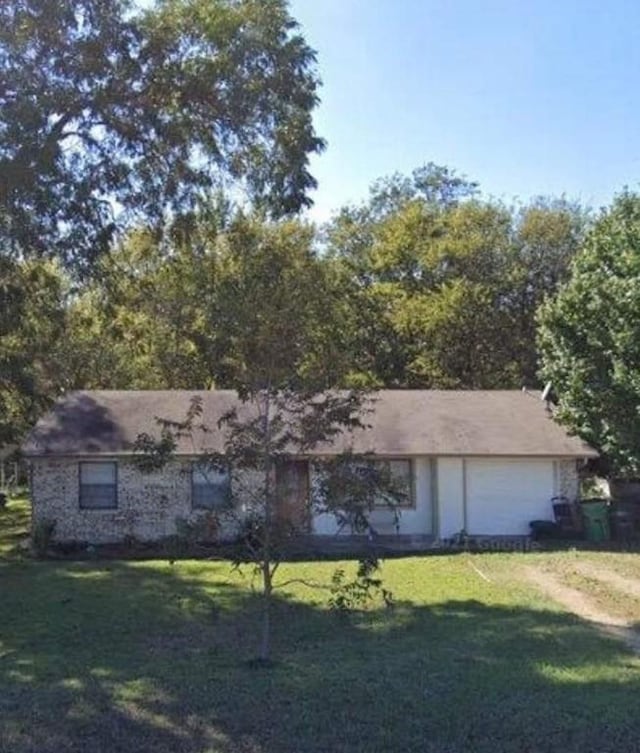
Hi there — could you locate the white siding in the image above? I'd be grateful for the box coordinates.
[311,458,433,536]
[436,458,465,538]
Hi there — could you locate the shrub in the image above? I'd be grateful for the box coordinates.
[33,518,56,557]
[122,534,141,550]
[328,557,393,612]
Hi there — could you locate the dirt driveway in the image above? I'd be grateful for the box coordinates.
[525,562,640,654]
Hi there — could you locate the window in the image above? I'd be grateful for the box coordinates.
[192,463,231,510]
[371,459,414,508]
[79,462,117,509]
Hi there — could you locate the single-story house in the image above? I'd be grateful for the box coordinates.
[22,389,597,545]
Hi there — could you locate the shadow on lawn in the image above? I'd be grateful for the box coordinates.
[1,560,640,753]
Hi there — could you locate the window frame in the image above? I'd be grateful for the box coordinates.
[78,461,118,510]
[369,457,416,510]
[190,461,232,511]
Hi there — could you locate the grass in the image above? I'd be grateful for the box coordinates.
[522,549,640,622]
[0,496,30,560]
[2,499,640,752]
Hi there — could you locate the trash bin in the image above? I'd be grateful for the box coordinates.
[609,503,637,541]
[529,520,560,540]
[580,499,610,541]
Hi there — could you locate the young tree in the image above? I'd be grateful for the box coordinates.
[135,390,407,662]
[538,192,640,477]
[133,215,407,661]
[0,0,324,269]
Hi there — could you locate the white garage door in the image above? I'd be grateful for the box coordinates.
[466,459,555,536]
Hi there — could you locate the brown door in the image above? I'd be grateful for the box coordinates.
[275,460,310,533]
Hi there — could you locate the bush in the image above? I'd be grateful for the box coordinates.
[33,518,56,557]
[328,557,393,612]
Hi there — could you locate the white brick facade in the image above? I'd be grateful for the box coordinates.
[30,457,244,544]
[30,456,583,545]
[556,459,580,501]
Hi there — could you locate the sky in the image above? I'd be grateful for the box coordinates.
[288,0,640,222]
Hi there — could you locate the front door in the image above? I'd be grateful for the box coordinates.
[275,460,310,533]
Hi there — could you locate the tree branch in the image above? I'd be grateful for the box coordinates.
[273,578,332,591]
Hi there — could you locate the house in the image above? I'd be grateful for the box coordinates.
[22,389,597,545]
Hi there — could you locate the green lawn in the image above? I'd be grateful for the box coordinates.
[2,499,640,753]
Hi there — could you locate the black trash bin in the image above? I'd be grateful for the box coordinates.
[609,503,638,541]
[529,520,559,540]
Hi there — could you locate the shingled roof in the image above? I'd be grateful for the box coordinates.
[22,390,597,459]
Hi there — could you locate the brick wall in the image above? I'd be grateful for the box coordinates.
[30,455,585,544]
[557,459,580,501]
[30,457,253,544]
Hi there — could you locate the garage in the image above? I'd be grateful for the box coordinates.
[465,458,555,536]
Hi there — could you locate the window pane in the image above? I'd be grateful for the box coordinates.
[375,459,412,507]
[192,484,227,509]
[192,463,230,509]
[81,462,116,484]
[79,463,117,509]
[80,484,117,509]
[193,466,228,486]
[388,459,411,484]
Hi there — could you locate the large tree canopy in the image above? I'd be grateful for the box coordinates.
[0,0,323,268]
[327,165,587,389]
[54,210,349,394]
[0,162,590,452]
[0,257,67,447]
[538,193,640,477]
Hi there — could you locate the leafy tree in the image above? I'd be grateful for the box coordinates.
[328,167,586,390]
[0,0,324,269]
[366,162,479,221]
[326,163,479,276]
[328,183,514,387]
[202,215,351,391]
[508,197,589,384]
[0,258,67,447]
[538,192,640,477]
[132,215,406,661]
[381,200,513,388]
[58,228,216,390]
[58,212,350,392]
[135,390,406,662]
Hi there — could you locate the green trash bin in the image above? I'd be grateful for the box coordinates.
[580,499,610,541]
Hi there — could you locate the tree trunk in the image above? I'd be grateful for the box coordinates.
[259,388,273,662]
[260,559,272,662]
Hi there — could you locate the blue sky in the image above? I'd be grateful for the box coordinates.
[288,0,640,221]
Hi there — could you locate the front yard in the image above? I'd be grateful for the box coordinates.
[2,498,640,753]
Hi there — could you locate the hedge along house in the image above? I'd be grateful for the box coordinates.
[22,390,597,546]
